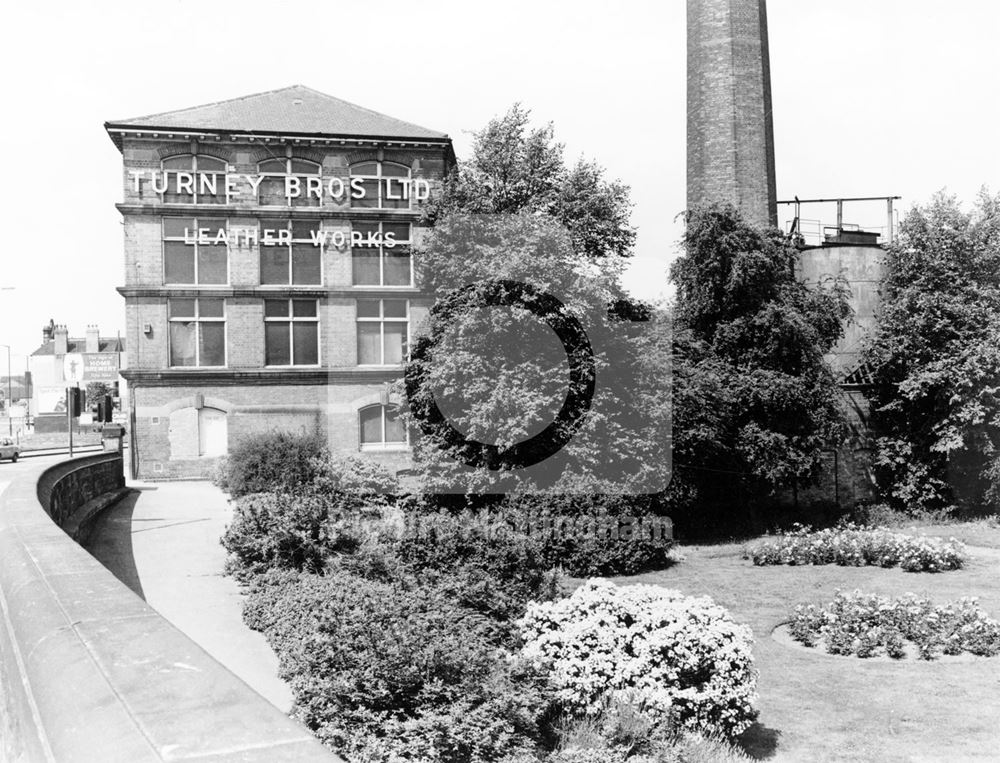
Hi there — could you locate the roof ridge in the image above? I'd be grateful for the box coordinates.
[106,84,309,126]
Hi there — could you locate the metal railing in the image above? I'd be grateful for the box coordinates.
[778,196,900,247]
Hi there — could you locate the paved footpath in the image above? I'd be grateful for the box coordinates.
[85,480,294,712]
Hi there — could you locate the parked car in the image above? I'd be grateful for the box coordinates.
[0,438,20,462]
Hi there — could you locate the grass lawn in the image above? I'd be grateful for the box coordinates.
[608,523,1000,762]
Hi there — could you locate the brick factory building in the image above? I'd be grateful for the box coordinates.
[106,85,454,479]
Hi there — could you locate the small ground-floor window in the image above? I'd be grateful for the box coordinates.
[359,404,407,449]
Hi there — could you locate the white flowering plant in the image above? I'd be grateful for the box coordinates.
[744,523,966,572]
[789,590,1000,660]
[517,579,758,737]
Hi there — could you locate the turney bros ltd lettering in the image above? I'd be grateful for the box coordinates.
[127,171,431,202]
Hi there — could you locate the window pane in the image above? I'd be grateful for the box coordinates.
[163,172,194,204]
[199,298,225,318]
[200,322,226,366]
[162,155,194,170]
[356,299,380,319]
[163,218,194,238]
[383,250,411,286]
[264,299,289,318]
[357,323,381,364]
[290,159,320,174]
[384,406,406,443]
[164,242,195,283]
[265,322,290,365]
[360,406,382,444]
[258,176,287,206]
[381,178,409,209]
[260,218,286,233]
[383,299,407,318]
[198,244,228,284]
[351,178,380,208]
[291,179,321,207]
[198,174,227,205]
[352,250,381,285]
[293,322,319,365]
[352,221,379,242]
[169,321,196,366]
[198,219,226,238]
[197,156,227,171]
[258,159,286,173]
[383,323,405,364]
[292,219,319,239]
[292,299,317,317]
[261,248,290,284]
[351,162,377,176]
[169,299,196,318]
[382,163,410,178]
[383,222,411,244]
[291,246,321,284]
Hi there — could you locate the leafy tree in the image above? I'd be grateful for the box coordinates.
[406,213,662,496]
[431,104,636,260]
[864,190,1000,514]
[669,204,852,520]
[85,381,111,410]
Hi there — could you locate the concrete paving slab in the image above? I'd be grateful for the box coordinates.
[85,480,294,713]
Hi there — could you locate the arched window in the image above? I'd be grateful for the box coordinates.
[359,404,407,449]
[257,157,321,207]
[161,155,227,205]
[350,161,411,210]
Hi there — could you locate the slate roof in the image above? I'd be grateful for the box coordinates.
[32,337,126,357]
[105,85,450,143]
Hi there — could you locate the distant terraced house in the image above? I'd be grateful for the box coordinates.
[106,85,455,479]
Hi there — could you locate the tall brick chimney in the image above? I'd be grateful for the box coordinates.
[687,0,778,228]
[86,325,100,353]
[53,325,68,356]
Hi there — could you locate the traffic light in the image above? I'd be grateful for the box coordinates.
[67,387,84,417]
[98,395,113,423]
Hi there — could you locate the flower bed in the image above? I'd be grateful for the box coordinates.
[745,524,966,572]
[789,590,1000,660]
[518,579,758,736]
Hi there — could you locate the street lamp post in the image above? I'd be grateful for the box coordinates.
[0,344,12,436]
[1,287,15,437]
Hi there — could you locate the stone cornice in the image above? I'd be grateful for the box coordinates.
[115,286,429,299]
[115,203,427,220]
[121,368,404,386]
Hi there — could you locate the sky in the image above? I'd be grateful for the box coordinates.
[0,0,997,373]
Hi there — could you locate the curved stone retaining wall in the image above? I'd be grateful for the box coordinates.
[0,454,338,762]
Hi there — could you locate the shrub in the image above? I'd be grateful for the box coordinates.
[519,579,758,737]
[499,494,676,577]
[214,431,328,497]
[221,492,376,580]
[744,523,966,572]
[244,570,557,762]
[220,454,400,579]
[381,510,562,622]
[789,590,1000,659]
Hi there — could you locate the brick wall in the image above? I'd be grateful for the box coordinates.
[132,383,414,480]
[117,135,448,480]
[687,0,777,227]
